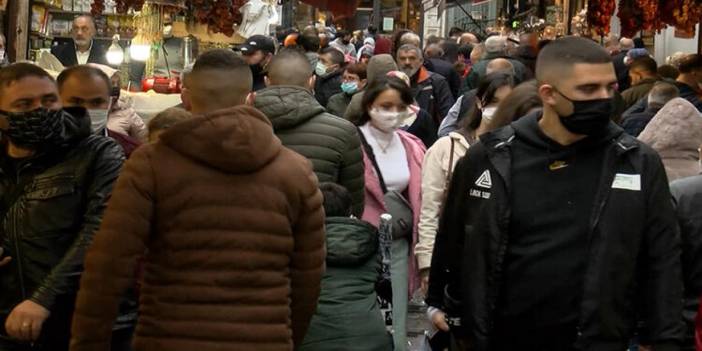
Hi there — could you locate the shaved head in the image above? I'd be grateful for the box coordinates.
[267,49,314,88]
[424,44,444,59]
[188,49,252,114]
[620,38,634,50]
[487,58,515,76]
[536,36,612,85]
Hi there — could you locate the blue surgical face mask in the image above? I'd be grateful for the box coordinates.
[341,81,358,95]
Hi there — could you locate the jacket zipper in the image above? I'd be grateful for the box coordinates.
[12,165,31,300]
[575,142,630,340]
[12,205,26,299]
[484,141,513,339]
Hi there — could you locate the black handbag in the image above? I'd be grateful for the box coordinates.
[358,128,414,240]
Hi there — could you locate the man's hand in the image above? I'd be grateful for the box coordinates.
[5,300,50,341]
[0,248,11,267]
[420,269,430,297]
[431,310,450,332]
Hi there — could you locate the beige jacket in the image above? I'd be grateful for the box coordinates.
[415,132,470,270]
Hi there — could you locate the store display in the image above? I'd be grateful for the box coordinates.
[586,0,616,36]
[617,0,642,38]
[191,0,242,37]
[238,0,276,37]
[663,0,702,35]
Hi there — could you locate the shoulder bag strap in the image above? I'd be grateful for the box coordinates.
[445,137,456,187]
[357,127,388,194]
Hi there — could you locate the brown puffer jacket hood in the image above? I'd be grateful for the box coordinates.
[159,105,281,173]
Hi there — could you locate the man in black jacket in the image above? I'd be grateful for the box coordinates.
[241,35,275,92]
[671,174,702,350]
[314,47,345,107]
[428,36,683,351]
[423,44,462,100]
[0,63,125,351]
[396,44,455,125]
[50,16,107,67]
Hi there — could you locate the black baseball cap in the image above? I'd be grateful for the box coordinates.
[240,35,276,55]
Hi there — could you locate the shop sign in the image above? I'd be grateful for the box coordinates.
[383,17,394,31]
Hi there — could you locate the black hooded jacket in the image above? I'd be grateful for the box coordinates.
[428,112,684,351]
[0,108,126,346]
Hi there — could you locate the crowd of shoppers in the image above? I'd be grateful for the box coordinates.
[1,20,702,351]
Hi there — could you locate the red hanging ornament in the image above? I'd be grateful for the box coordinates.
[587,0,617,36]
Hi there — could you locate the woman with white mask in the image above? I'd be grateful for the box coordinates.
[354,75,426,351]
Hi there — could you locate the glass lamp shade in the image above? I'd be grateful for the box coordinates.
[129,33,151,62]
[106,36,124,66]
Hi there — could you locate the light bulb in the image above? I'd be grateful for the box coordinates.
[130,44,151,61]
[130,33,151,61]
[106,35,124,66]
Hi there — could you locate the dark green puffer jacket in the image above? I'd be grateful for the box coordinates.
[300,217,392,351]
[255,86,365,216]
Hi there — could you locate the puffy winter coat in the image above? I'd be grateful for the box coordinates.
[639,97,702,182]
[0,107,125,348]
[255,85,365,216]
[69,106,326,351]
[300,217,392,351]
[327,91,354,118]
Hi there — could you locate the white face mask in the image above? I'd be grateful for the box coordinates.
[0,49,5,61]
[369,108,407,132]
[88,108,110,134]
[315,62,329,77]
[482,106,498,121]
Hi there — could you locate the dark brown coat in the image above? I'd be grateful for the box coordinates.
[70,106,325,351]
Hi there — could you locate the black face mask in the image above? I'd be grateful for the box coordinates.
[554,89,613,136]
[342,39,350,45]
[0,108,65,149]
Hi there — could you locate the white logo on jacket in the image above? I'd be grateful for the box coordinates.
[469,170,492,199]
[475,170,492,189]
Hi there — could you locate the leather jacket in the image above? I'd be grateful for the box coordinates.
[0,108,127,345]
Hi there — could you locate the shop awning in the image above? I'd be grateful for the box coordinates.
[298,0,361,18]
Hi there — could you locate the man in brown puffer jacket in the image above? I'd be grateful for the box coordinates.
[69,49,326,351]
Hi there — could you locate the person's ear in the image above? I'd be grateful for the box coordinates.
[246,92,256,106]
[359,79,367,89]
[538,83,558,106]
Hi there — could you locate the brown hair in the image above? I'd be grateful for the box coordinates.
[487,80,541,131]
[345,62,367,80]
[148,107,192,136]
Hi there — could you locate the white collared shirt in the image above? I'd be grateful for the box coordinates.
[75,41,92,65]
